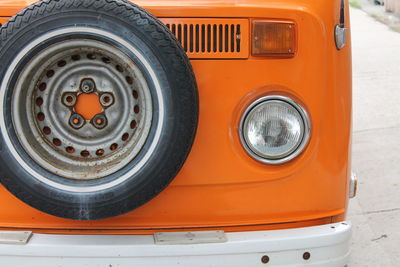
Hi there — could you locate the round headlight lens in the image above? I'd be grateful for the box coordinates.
[241,96,310,164]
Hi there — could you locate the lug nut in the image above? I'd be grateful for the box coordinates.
[80,79,95,93]
[100,93,114,107]
[92,114,108,129]
[62,93,77,107]
[69,113,85,129]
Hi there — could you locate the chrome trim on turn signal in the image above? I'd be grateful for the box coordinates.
[349,172,358,198]
[335,25,348,50]
[335,0,348,50]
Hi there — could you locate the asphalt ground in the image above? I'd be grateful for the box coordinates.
[348,7,400,267]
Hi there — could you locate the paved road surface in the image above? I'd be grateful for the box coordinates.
[348,7,400,267]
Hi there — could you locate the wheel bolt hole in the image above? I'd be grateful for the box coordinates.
[80,79,95,93]
[303,252,311,261]
[80,150,90,157]
[132,90,138,99]
[36,97,43,106]
[38,82,47,91]
[96,149,105,156]
[87,53,96,60]
[122,133,129,141]
[46,70,55,78]
[126,76,133,84]
[43,126,51,135]
[102,57,111,64]
[66,96,74,103]
[110,143,118,151]
[130,120,137,129]
[261,255,270,264]
[37,112,45,121]
[96,119,103,125]
[116,65,123,73]
[99,94,113,107]
[70,114,85,129]
[134,105,140,114]
[53,138,61,146]
[66,146,75,154]
[57,60,67,67]
[71,55,81,61]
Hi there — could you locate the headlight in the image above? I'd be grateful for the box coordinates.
[240,95,311,164]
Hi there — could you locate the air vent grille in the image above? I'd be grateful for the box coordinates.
[160,18,249,59]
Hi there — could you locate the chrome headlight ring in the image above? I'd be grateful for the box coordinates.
[239,95,311,165]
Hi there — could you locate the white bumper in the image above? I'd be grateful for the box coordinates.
[0,222,351,267]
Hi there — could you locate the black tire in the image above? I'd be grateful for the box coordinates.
[0,0,198,220]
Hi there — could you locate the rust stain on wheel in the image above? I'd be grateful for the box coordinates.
[12,40,153,180]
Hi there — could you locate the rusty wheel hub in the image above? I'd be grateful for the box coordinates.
[12,40,153,180]
[63,78,112,130]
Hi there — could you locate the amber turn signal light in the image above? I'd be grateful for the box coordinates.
[252,21,296,56]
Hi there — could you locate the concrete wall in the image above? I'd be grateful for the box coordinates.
[386,0,400,15]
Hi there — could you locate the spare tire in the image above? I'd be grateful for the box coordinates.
[0,0,198,220]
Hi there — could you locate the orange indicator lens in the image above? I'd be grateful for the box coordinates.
[252,21,296,56]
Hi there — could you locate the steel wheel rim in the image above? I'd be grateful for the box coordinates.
[12,39,153,180]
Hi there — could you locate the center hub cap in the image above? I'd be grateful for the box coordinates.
[75,93,103,120]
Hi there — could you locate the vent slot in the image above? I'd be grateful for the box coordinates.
[161,18,249,59]
[165,23,242,53]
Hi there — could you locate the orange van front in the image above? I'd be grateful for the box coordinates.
[0,0,354,266]
[0,0,352,232]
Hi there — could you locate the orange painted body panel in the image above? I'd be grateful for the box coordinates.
[75,93,103,120]
[0,17,8,24]
[0,0,352,232]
